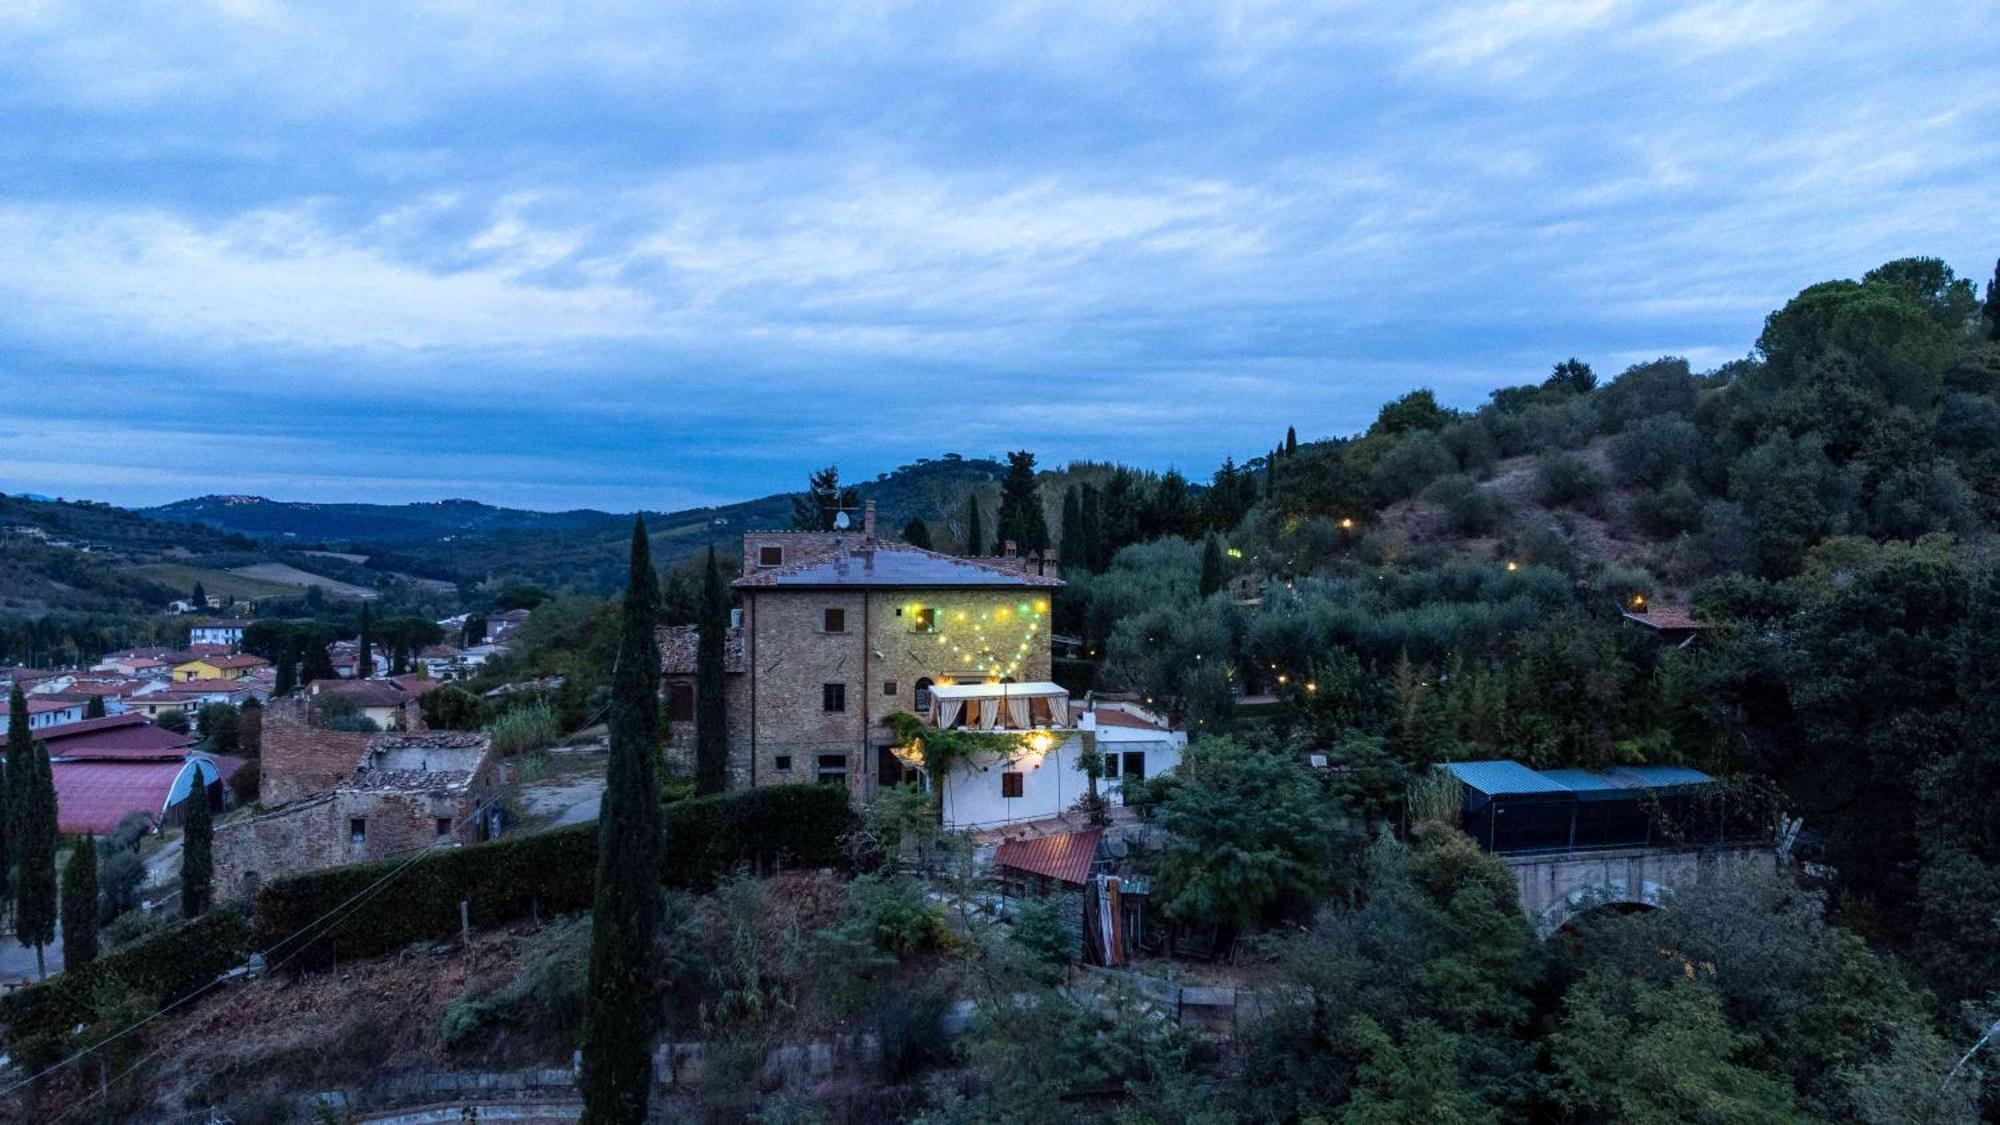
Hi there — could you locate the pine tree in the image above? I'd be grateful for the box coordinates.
[900,517,933,550]
[84,693,106,719]
[357,602,374,679]
[581,519,667,1124]
[14,734,57,978]
[1060,487,1086,573]
[996,450,1049,553]
[964,494,986,556]
[1200,533,1226,598]
[791,466,857,531]
[694,545,730,796]
[61,835,99,968]
[181,768,213,919]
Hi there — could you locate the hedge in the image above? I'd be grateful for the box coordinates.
[253,783,855,965]
[1,785,859,1042]
[0,905,253,1050]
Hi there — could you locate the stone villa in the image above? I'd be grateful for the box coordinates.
[660,502,1185,828]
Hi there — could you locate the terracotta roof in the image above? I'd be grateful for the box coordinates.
[189,654,269,670]
[313,679,407,708]
[734,541,1062,590]
[0,698,83,716]
[656,624,746,676]
[389,674,444,697]
[994,828,1103,887]
[1085,707,1170,731]
[1623,608,1706,631]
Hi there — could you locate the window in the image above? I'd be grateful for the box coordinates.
[823,683,846,712]
[1122,751,1147,781]
[349,818,367,850]
[1001,771,1024,799]
[774,755,793,772]
[882,681,898,696]
[817,753,848,784]
[436,817,453,838]
[668,682,695,723]
[914,677,934,711]
[758,545,784,568]
[823,607,846,632]
[911,606,937,633]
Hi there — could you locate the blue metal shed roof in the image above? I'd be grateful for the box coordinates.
[1602,764,1715,789]
[1541,768,1623,792]
[1441,760,1570,796]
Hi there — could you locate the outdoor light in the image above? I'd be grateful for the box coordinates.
[1339,517,1356,530]
[1306,681,1318,693]
[1506,561,1519,572]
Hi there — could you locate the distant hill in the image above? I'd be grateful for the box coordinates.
[142,495,619,544]
[136,456,1013,592]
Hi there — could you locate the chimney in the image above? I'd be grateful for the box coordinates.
[1003,539,1017,558]
[863,500,876,539]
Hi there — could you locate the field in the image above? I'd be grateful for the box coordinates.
[125,564,302,601]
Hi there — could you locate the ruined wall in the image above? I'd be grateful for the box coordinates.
[260,709,371,805]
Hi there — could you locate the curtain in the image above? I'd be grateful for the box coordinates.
[936,698,964,729]
[1006,695,1031,729]
[978,698,1000,729]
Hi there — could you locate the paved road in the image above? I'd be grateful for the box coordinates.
[0,921,63,985]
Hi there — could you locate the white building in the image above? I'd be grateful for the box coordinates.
[0,697,88,731]
[188,621,246,648]
[920,684,1187,831]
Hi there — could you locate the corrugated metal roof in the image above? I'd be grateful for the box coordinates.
[1540,768,1622,792]
[1602,764,1715,788]
[1441,760,1570,796]
[52,759,202,834]
[994,828,1102,886]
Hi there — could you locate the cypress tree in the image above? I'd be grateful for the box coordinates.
[274,648,296,696]
[61,835,99,968]
[181,767,213,919]
[1985,258,2000,342]
[1286,426,1298,455]
[15,735,57,978]
[1080,484,1104,572]
[1060,487,1086,573]
[84,693,106,719]
[357,603,374,679]
[581,519,666,1124]
[1200,533,1226,599]
[190,580,206,611]
[694,546,730,796]
[0,686,20,929]
[900,517,933,550]
[964,495,986,556]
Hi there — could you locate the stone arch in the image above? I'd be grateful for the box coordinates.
[913,677,935,713]
[1536,878,1669,938]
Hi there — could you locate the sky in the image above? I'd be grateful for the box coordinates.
[0,1,1994,512]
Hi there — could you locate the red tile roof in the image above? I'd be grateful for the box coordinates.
[0,698,83,716]
[994,828,1103,887]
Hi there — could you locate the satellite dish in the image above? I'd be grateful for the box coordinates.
[833,510,851,530]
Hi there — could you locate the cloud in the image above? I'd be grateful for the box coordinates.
[0,0,1992,509]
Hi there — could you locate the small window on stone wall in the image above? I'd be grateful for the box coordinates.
[758,545,784,568]
[1001,771,1024,799]
[349,817,367,850]
[436,817,453,837]
[883,681,898,696]
[668,682,695,723]
[823,607,846,632]
[775,755,793,772]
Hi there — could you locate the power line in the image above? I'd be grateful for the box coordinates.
[4,701,612,1107]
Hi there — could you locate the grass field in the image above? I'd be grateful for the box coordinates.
[127,563,301,601]
[228,561,376,598]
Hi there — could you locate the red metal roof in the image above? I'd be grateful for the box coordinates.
[38,715,197,759]
[994,828,1103,887]
[52,759,191,834]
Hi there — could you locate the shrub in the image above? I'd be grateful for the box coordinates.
[662,784,857,890]
[1369,432,1457,505]
[1633,478,1705,538]
[1608,415,1703,487]
[421,684,488,731]
[487,700,561,757]
[441,916,590,1051]
[0,906,251,1049]
[1535,452,1607,510]
[1423,474,1507,535]
[228,758,261,807]
[1011,897,1073,969]
[842,874,947,955]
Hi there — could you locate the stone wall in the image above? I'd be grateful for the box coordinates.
[260,709,372,805]
[1502,843,1775,935]
[661,672,752,787]
[741,587,1056,800]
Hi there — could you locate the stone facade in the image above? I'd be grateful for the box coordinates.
[1502,843,1776,935]
[261,705,376,805]
[658,623,752,788]
[213,731,502,900]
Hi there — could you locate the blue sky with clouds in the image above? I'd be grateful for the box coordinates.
[2,1,1994,511]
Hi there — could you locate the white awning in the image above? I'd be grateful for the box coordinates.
[927,681,1068,701]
